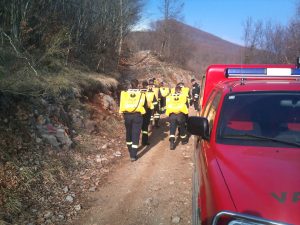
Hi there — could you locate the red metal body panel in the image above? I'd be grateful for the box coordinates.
[195,63,300,225]
[198,141,236,225]
[214,144,300,223]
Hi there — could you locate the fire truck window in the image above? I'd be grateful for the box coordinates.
[217,92,300,146]
[203,90,216,117]
[206,92,222,135]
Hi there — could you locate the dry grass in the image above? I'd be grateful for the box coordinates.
[0,46,119,98]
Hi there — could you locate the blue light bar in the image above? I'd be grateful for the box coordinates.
[226,68,300,77]
[226,68,266,76]
[292,68,300,75]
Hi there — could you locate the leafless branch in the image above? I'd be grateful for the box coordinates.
[1,30,38,76]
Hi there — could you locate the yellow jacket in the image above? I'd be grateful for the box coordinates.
[145,90,156,110]
[119,89,146,114]
[159,87,170,97]
[181,87,190,98]
[153,87,160,101]
[165,93,188,116]
[171,87,190,98]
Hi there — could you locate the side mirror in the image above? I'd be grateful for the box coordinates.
[187,116,209,139]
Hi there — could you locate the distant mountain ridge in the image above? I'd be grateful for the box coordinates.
[169,20,245,74]
[127,20,245,76]
[178,21,241,47]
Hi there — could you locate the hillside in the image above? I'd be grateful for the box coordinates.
[127,20,245,76]
[178,21,244,71]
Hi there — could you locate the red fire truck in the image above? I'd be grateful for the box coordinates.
[188,63,300,225]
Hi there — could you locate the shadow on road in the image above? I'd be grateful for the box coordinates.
[137,108,196,159]
[137,117,169,159]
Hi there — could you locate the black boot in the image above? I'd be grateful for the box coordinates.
[169,138,175,150]
[127,145,137,161]
[181,138,188,145]
[142,134,150,146]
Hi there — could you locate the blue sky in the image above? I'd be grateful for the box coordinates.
[136,0,298,45]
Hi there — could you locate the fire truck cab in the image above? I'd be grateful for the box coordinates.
[188,64,300,225]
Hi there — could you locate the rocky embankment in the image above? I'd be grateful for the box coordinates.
[0,81,126,224]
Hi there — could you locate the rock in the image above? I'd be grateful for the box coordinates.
[3,118,8,123]
[171,216,181,224]
[55,128,72,147]
[63,186,69,193]
[96,155,108,163]
[41,134,60,148]
[46,123,54,132]
[44,211,53,219]
[145,197,153,205]
[65,195,74,203]
[102,94,117,111]
[72,115,84,129]
[169,181,175,185]
[31,209,38,213]
[101,144,108,149]
[113,151,122,157]
[72,87,81,98]
[74,204,81,211]
[58,214,65,220]
[100,168,109,173]
[95,155,102,163]
[84,120,98,134]
[80,171,85,175]
[89,186,96,192]
[45,219,52,224]
[36,137,42,143]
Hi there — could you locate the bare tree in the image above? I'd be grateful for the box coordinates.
[158,0,184,57]
[284,0,300,63]
[0,0,143,73]
[242,0,300,64]
[242,17,264,63]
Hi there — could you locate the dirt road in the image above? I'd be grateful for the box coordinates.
[73,115,194,225]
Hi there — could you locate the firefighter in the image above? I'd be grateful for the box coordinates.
[159,81,170,114]
[178,82,191,106]
[148,78,161,127]
[171,82,191,106]
[141,80,157,146]
[174,82,191,126]
[165,84,189,150]
[191,78,201,112]
[152,77,160,87]
[119,79,146,161]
